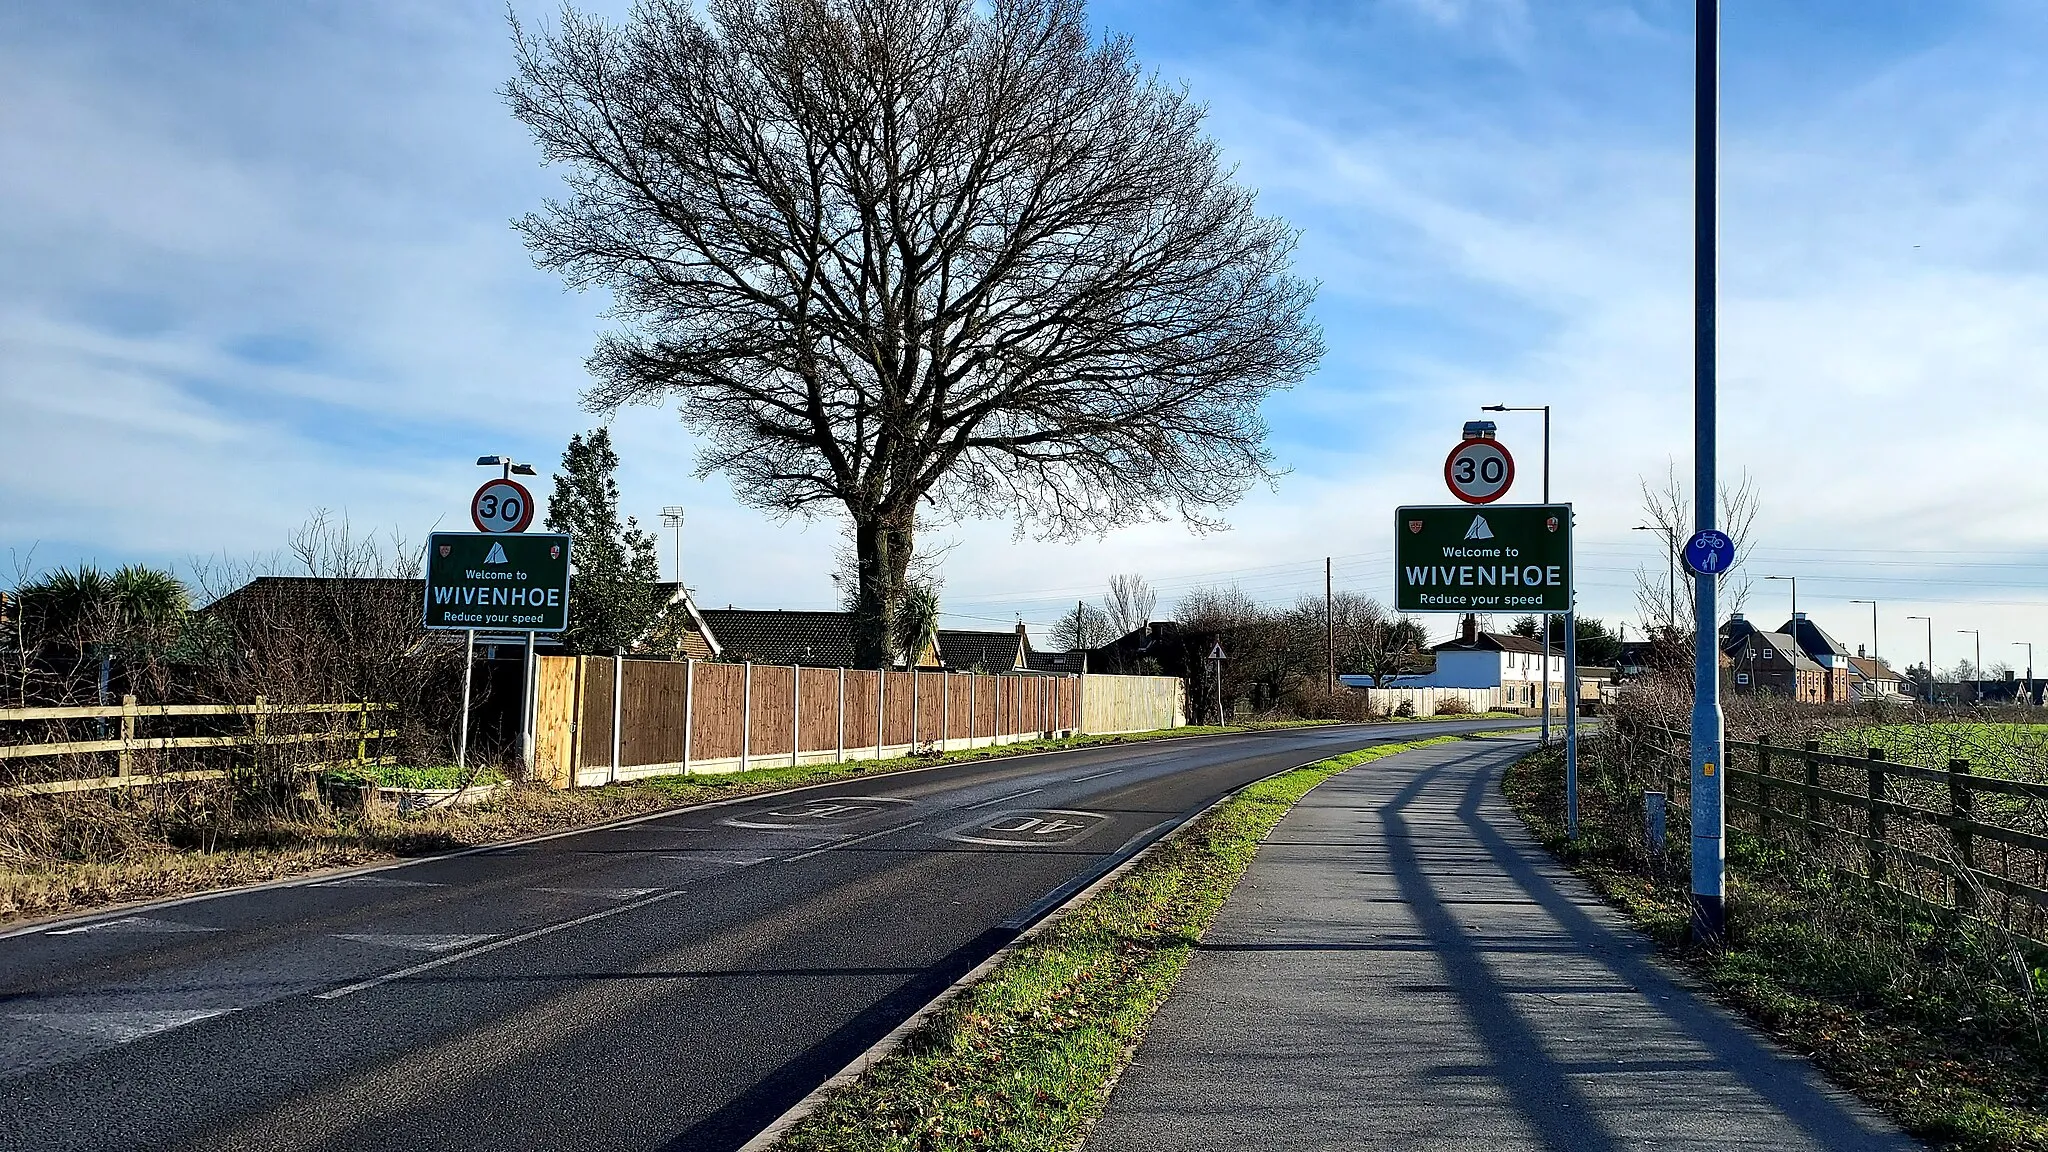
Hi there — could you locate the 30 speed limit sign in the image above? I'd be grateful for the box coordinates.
[471,479,535,533]
[1443,438,1515,504]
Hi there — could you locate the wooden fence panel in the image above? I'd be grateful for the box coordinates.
[576,657,616,773]
[748,666,796,759]
[533,656,579,787]
[798,668,842,756]
[881,671,914,748]
[621,660,689,768]
[689,662,745,761]
[842,670,881,757]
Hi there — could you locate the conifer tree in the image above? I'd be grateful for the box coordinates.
[545,429,664,653]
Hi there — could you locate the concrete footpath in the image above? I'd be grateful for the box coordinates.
[1085,738,1918,1151]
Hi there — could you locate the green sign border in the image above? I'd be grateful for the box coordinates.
[1395,503,1573,615]
[423,531,573,633]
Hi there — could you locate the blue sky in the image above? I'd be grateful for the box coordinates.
[4,0,2046,671]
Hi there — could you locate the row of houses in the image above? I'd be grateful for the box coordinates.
[1717,612,1915,704]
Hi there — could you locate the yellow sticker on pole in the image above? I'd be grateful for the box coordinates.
[1703,762,1717,777]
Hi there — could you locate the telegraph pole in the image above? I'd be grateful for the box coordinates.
[1689,0,1728,943]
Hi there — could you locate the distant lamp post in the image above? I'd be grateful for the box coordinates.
[1849,599,1879,663]
[1959,629,1982,703]
[661,506,686,585]
[2016,642,2036,707]
[1907,615,1935,704]
[1633,525,1679,634]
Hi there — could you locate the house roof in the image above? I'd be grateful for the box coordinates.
[1742,631,1823,673]
[1779,617,1852,660]
[1432,631,1559,656]
[698,609,860,667]
[936,629,1025,671]
[1849,656,1908,683]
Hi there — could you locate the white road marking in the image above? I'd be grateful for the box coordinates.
[315,889,684,1001]
[659,854,778,868]
[309,876,444,889]
[46,916,221,937]
[334,933,500,953]
[781,820,925,863]
[530,886,664,899]
[1073,769,1123,782]
[963,787,1043,811]
[12,1008,236,1042]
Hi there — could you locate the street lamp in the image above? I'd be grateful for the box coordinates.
[1959,629,1982,703]
[476,455,538,480]
[660,506,686,585]
[1483,403,1555,751]
[1907,615,1935,704]
[2016,642,2035,707]
[1849,599,1879,663]
[1633,525,1678,635]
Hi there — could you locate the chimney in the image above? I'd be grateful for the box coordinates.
[1858,644,1867,658]
[1731,612,1744,621]
[1794,611,1808,621]
[1461,613,1477,644]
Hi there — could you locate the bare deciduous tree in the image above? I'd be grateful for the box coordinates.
[1633,461,1760,640]
[508,0,1323,666]
[1102,573,1157,638]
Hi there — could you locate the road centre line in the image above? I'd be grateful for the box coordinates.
[780,820,926,863]
[313,889,684,1001]
[963,787,1043,811]
[1072,769,1123,782]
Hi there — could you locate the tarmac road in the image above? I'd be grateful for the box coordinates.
[0,718,1527,1152]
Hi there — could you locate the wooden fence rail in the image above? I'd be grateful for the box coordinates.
[0,698,396,796]
[1641,726,2048,945]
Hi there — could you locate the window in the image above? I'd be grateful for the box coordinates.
[1762,649,1774,660]
[1736,673,1751,685]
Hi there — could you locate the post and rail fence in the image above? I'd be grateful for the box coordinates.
[531,657,1185,789]
[0,699,397,796]
[1639,725,2048,947]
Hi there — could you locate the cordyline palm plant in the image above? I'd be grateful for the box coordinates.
[11,564,191,704]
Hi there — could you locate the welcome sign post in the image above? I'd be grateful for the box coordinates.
[423,532,573,632]
[1394,505,1572,615]
[426,531,571,776]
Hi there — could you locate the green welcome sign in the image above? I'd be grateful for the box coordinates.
[1395,504,1572,614]
[423,532,572,632]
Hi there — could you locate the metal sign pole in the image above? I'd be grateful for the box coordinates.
[1565,607,1579,839]
[457,629,475,770]
[1690,0,1728,943]
[520,630,538,777]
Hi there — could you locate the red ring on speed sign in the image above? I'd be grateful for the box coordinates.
[471,478,535,533]
[1443,439,1515,504]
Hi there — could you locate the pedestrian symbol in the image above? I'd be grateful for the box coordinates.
[1683,530,1736,576]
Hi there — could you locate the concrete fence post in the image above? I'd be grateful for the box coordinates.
[941,671,950,752]
[791,664,801,768]
[741,662,753,773]
[610,655,624,785]
[969,674,978,747]
[682,658,695,776]
[835,667,845,764]
[876,669,885,759]
[911,669,920,751]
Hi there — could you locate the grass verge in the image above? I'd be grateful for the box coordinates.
[0,719,1341,927]
[1504,746,2048,1151]
[771,733,1471,1152]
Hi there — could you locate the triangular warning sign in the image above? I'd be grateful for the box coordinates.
[1208,642,1228,661]
[1464,515,1494,541]
[484,542,509,564]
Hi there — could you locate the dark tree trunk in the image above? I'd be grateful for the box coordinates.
[850,507,916,669]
